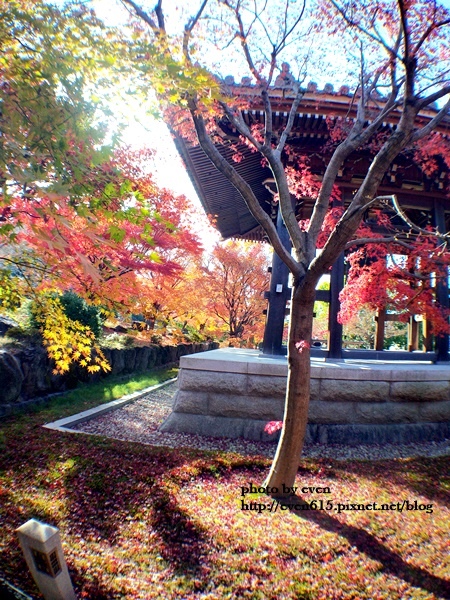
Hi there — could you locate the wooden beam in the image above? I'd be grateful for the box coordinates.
[433,199,449,362]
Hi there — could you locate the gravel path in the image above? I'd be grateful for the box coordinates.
[71,382,450,461]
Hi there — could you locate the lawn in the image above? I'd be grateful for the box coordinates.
[0,373,449,599]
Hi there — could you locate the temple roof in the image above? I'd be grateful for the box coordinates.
[172,82,450,241]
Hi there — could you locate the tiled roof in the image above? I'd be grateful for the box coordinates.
[172,85,449,241]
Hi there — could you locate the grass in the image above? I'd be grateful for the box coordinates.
[24,367,178,423]
[0,377,449,599]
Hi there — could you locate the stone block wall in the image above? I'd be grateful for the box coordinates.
[0,341,219,414]
[161,349,450,445]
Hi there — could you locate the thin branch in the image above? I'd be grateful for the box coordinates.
[411,97,450,142]
[274,0,306,54]
[415,86,450,112]
[276,87,304,152]
[397,0,410,66]
[218,102,263,150]
[188,99,301,276]
[120,0,159,31]
[222,0,266,85]
[154,0,165,30]
[183,0,209,61]
[345,236,415,251]
[248,3,275,51]
[413,16,450,56]
[308,81,401,247]
[0,256,50,272]
[329,0,398,57]
[391,195,450,239]
[12,36,37,53]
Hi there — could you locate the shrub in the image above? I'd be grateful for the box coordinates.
[180,324,207,343]
[59,291,104,339]
[4,326,40,341]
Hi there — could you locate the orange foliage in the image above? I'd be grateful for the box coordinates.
[202,241,270,344]
[12,148,203,311]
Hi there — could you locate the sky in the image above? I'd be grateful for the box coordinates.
[79,0,221,248]
[51,0,219,246]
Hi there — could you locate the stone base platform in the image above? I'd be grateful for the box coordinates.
[161,348,450,445]
[160,349,450,445]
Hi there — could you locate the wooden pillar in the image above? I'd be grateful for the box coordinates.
[262,206,291,355]
[433,200,449,362]
[408,316,419,351]
[423,317,433,352]
[375,308,386,351]
[328,252,345,358]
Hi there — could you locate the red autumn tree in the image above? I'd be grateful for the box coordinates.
[107,0,449,490]
[5,145,203,372]
[340,217,450,338]
[202,240,270,343]
[15,147,202,308]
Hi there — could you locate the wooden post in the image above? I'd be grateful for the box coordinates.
[408,316,419,351]
[423,317,433,352]
[262,206,292,355]
[375,308,386,351]
[433,200,449,362]
[328,252,345,358]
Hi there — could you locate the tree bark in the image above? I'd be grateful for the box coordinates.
[264,278,316,492]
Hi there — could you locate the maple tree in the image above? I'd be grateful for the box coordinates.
[131,240,269,346]
[0,3,205,372]
[203,240,269,344]
[133,260,216,339]
[5,144,203,371]
[113,0,450,491]
[17,147,202,305]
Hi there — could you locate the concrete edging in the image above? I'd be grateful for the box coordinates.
[43,378,177,434]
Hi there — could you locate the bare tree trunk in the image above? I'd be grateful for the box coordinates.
[264,280,316,492]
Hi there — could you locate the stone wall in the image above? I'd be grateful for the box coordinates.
[161,348,450,445]
[0,341,219,414]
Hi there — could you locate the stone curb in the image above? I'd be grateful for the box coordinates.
[43,378,177,433]
[0,575,34,600]
[161,412,450,446]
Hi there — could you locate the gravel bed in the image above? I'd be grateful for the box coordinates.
[71,382,450,461]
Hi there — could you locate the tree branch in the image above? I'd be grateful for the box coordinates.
[391,194,450,240]
[120,0,159,31]
[183,0,209,61]
[308,82,401,247]
[188,100,301,276]
[411,97,450,142]
[262,89,273,149]
[345,236,415,251]
[276,87,303,152]
[274,0,307,55]
[218,102,263,150]
[415,85,450,112]
[223,0,266,86]
[329,0,398,56]
[413,16,450,55]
